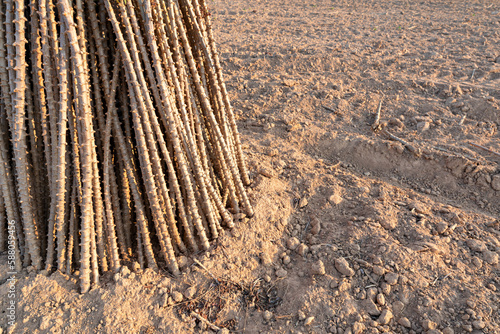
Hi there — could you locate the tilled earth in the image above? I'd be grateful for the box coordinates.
[1,0,499,333]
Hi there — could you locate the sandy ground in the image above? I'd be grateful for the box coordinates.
[1,0,500,333]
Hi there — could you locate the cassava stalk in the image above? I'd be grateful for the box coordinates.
[11,0,42,269]
[4,0,254,291]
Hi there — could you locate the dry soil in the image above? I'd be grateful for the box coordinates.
[1,0,500,333]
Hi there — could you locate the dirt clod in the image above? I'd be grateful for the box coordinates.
[376,293,385,306]
[398,317,411,328]
[311,260,326,275]
[472,320,486,329]
[422,319,438,330]
[177,256,188,269]
[335,257,355,277]
[352,322,365,334]
[363,299,381,316]
[372,265,385,276]
[184,287,196,300]
[296,243,309,257]
[491,175,500,191]
[286,237,300,250]
[482,251,499,265]
[310,220,321,235]
[171,291,184,303]
[466,239,488,252]
[275,268,287,278]
[442,327,455,334]
[304,316,315,326]
[377,309,393,325]
[384,272,399,285]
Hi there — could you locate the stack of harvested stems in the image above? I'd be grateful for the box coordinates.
[0,0,253,293]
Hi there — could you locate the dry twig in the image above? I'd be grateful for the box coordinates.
[469,142,500,159]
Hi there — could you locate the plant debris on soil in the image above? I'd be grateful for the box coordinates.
[1,0,500,333]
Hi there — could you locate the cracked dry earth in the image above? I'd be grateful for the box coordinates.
[1,0,500,333]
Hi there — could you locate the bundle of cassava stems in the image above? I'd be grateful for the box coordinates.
[0,0,253,293]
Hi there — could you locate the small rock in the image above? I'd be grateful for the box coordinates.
[335,257,355,276]
[304,316,315,326]
[408,202,430,215]
[380,218,398,230]
[218,329,230,334]
[184,286,196,299]
[417,121,431,132]
[363,299,381,316]
[132,262,141,272]
[260,252,273,266]
[376,293,385,306]
[491,175,500,191]
[177,256,188,268]
[266,148,279,157]
[445,97,456,107]
[483,250,499,265]
[287,237,300,250]
[442,327,454,334]
[472,320,485,329]
[472,256,483,268]
[298,310,306,320]
[287,123,302,132]
[299,197,308,208]
[377,309,393,325]
[296,243,309,257]
[384,272,399,285]
[398,317,411,328]
[329,193,343,205]
[392,301,405,314]
[466,300,476,308]
[367,287,378,301]
[311,260,326,275]
[422,319,437,330]
[427,330,443,334]
[380,282,391,295]
[234,213,246,221]
[159,294,170,308]
[310,220,321,235]
[40,318,50,330]
[436,222,448,234]
[389,118,405,129]
[282,255,291,265]
[258,167,275,178]
[422,296,433,307]
[263,310,273,321]
[352,322,365,334]
[372,265,385,276]
[466,239,487,252]
[276,268,287,278]
[171,291,184,303]
[120,266,131,277]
